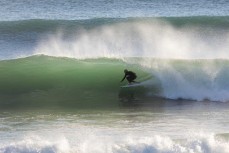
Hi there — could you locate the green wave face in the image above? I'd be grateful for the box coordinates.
[2,55,229,109]
[0,56,152,109]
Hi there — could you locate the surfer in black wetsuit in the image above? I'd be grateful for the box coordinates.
[120,69,137,84]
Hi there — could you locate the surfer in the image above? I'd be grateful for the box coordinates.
[120,69,137,84]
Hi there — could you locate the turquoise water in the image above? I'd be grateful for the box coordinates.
[1,56,229,107]
[1,0,229,152]
[0,56,150,108]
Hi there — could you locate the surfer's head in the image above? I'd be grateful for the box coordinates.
[124,69,128,73]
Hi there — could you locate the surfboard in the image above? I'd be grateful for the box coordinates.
[120,82,141,88]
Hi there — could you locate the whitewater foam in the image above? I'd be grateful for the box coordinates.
[0,135,70,153]
[1,134,229,153]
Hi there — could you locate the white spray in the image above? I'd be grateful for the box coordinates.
[34,19,229,102]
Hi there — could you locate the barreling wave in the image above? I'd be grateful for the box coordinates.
[1,16,229,107]
[1,55,229,109]
[0,55,152,108]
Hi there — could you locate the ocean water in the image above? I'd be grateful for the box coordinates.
[1,0,229,153]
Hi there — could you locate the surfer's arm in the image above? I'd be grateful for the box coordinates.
[120,74,126,82]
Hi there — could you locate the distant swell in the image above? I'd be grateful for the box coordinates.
[1,16,229,33]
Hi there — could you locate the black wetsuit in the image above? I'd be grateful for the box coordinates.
[121,71,137,83]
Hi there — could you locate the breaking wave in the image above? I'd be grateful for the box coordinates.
[1,56,229,109]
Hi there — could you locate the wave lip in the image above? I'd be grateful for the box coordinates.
[29,16,229,60]
[1,16,229,60]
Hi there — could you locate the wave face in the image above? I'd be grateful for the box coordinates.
[1,16,229,60]
[0,55,150,108]
[1,56,229,108]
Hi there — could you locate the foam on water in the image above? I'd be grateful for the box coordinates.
[1,1,229,153]
[126,58,229,102]
[0,136,70,153]
[1,133,229,153]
